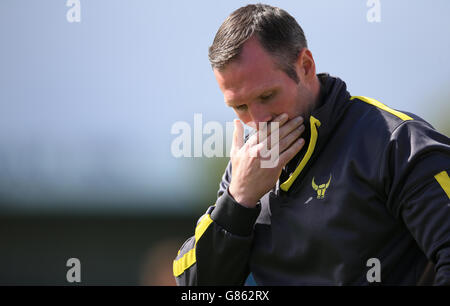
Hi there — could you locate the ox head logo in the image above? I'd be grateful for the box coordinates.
[312,175,332,199]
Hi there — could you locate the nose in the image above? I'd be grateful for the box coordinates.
[248,104,273,129]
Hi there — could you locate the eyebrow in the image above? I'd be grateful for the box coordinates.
[225,87,278,107]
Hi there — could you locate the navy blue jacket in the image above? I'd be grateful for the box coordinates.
[173,74,450,285]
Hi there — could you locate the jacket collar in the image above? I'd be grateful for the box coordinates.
[312,73,351,132]
[278,73,351,193]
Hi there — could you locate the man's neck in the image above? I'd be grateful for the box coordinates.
[315,74,327,110]
[302,75,324,121]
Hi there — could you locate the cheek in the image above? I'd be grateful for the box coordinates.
[274,96,296,118]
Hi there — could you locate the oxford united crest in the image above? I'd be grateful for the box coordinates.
[312,175,332,199]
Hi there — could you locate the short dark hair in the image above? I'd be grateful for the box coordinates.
[208,3,308,83]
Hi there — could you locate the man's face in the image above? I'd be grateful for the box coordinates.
[214,37,316,130]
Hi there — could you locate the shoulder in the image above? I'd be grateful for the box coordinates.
[347,96,437,136]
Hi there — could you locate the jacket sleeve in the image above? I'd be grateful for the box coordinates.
[385,120,450,285]
[173,161,261,285]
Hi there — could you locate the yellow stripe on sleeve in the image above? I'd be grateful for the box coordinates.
[173,214,214,277]
[435,170,450,199]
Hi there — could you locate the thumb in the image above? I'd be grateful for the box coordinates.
[231,119,244,155]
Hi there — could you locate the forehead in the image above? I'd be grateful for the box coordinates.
[214,38,286,104]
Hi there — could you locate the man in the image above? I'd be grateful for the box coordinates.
[173,4,450,285]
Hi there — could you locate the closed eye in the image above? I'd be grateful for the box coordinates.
[260,92,275,102]
[234,104,248,111]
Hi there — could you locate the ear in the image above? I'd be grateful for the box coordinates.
[295,48,316,82]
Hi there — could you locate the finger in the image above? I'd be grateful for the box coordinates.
[255,122,280,157]
[260,115,301,148]
[278,137,305,167]
[278,116,304,140]
[246,121,257,130]
[247,113,289,146]
[250,123,304,166]
[262,113,289,140]
[278,124,305,153]
[231,119,244,153]
[257,141,281,169]
[264,119,305,151]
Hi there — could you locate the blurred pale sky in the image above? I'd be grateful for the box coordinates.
[0,0,449,214]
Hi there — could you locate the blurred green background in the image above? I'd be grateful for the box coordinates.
[0,0,449,285]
